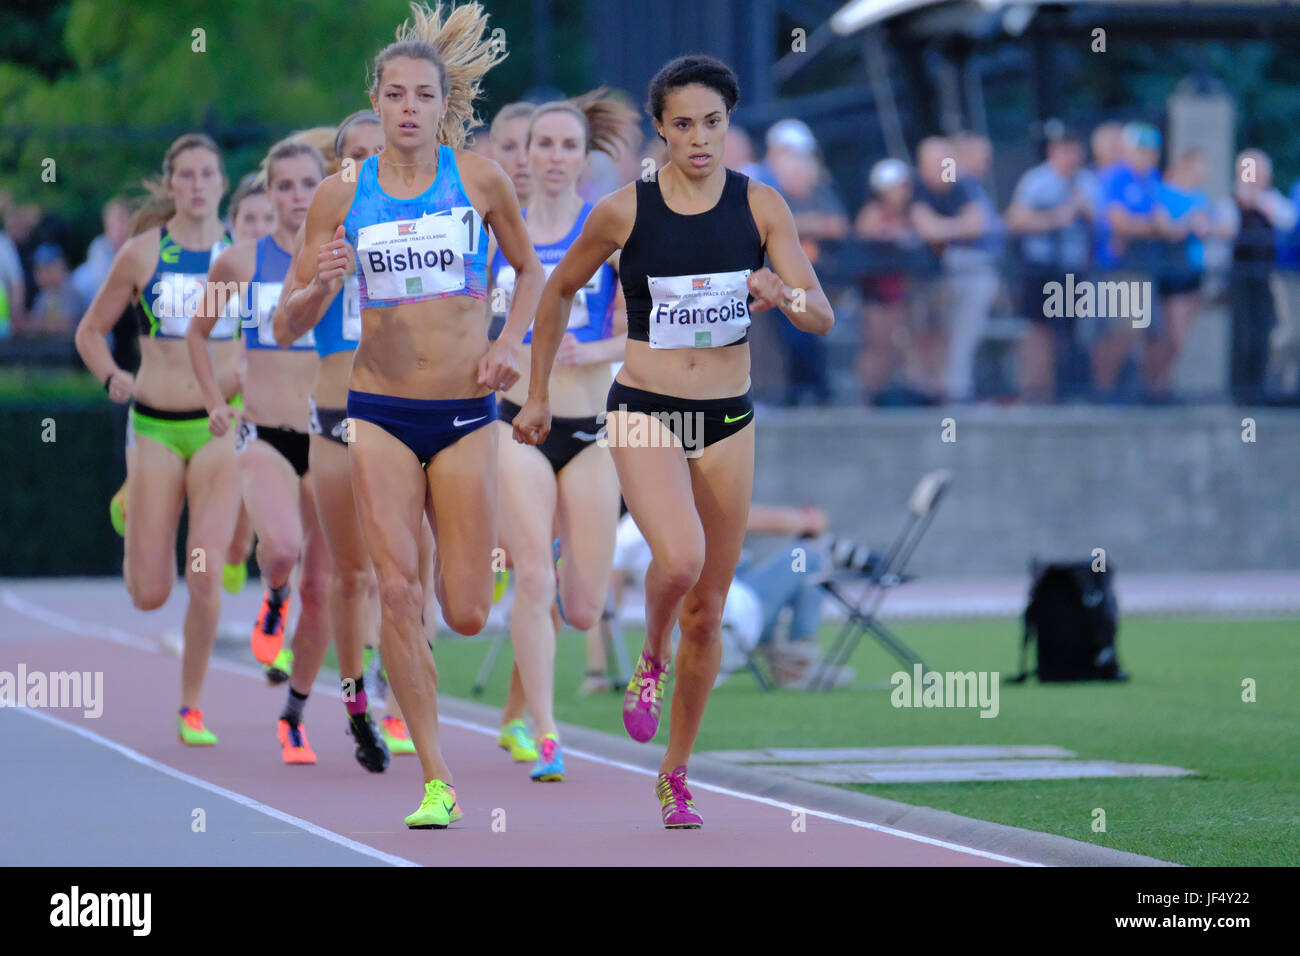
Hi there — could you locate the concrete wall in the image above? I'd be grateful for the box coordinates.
[752,406,1300,574]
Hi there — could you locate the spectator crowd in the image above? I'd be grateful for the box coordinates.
[5,113,1300,406]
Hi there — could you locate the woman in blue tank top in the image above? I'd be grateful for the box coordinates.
[74,134,242,747]
[274,114,428,771]
[187,139,338,766]
[289,2,544,828]
[515,56,835,829]
[485,91,634,783]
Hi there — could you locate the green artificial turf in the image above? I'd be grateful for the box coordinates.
[327,615,1299,865]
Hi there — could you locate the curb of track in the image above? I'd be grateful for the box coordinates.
[438,692,1180,867]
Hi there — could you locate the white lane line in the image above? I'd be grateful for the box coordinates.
[6,588,1042,866]
[435,713,1041,867]
[3,590,155,651]
[11,706,418,867]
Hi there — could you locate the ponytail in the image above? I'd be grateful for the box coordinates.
[369,2,507,149]
[530,88,638,158]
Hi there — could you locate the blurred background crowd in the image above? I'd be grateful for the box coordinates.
[5,0,1300,408]
[8,112,1299,407]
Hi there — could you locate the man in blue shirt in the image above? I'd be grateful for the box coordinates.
[1091,122,1162,397]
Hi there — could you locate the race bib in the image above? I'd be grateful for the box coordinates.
[342,275,361,341]
[356,207,480,302]
[495,262,595,330]
[150,272,239,338]
[253,281,314,348]
[646,269,751,349]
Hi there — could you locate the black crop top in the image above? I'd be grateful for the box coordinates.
[620,169,765,350]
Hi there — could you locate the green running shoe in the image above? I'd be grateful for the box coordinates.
[222,561,248,595]
[404,779,462,829]
[177,707,218,746]
[493,568,510,604]
[382,715,417,754]
[266,647,293,685]
[497,718,536,762]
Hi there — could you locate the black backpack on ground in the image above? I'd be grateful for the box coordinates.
[1008,560,1128,683]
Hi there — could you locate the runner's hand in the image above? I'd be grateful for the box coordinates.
[554,333,584,367]
[748,268,788,312]
[512,397,550,446]
[478,339,520,393]
[208,403,241,437]
[314,225,352,294]
[105,370,134,404]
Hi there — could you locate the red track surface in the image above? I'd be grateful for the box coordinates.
[2,589,1019,867]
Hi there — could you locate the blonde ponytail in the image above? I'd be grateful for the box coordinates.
[369,2,507,149]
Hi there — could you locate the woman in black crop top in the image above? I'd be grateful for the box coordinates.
[514,55,834,829]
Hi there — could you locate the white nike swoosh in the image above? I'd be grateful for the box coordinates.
[571,430,604,442]
[454,415,487,427]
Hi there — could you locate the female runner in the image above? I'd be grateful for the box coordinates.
[286,1,542,823]
[488,91,632,781]
[513,55,834,827]
[218,175,273,597]
[75,133,243,746]
[187,139,333,764]
[273,113,407,770]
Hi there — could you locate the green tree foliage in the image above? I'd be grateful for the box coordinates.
[1,0,585,253]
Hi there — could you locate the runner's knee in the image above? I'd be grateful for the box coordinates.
[376,571,423,623]
[442,597,490,636]
[679,597,725,646]
[512,552,557,608]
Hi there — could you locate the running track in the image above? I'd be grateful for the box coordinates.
[1,580,1070,867]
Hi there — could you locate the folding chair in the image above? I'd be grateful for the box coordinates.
[809,469,952,691]
[471,588,631,696]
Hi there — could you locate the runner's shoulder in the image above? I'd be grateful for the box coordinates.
[210,237,257,281]
[312,171,360,216]
[587,183,638,242]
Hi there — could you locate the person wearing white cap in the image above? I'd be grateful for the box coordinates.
[762,118,848,405]
[854,157,920,401]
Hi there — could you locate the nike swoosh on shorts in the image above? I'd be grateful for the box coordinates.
[571,430,605,442]
[454,415,487,427]
[723,410,752,424]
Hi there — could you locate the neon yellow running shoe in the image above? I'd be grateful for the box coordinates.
[497,718,536,762]
[492,568,509,604]
[109,483,127,537]
[266,647,293,685]
[177,708,218,746]
[382,715,417,755]
[222,561,248,595]
[404,779,463,829]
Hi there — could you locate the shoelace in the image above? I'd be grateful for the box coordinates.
[288,723,304,748]
[540,738,558,763]
[263,600,284,635]
[183,709,205,730]
[633,657,666,706]
[385,718,408,739]
[661,772,692,809]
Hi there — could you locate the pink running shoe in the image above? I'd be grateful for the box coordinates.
[655,766,702,829]
[623,650,668,743]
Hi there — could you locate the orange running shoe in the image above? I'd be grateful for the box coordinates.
[251,590,291,666]
[277,719,316,765]
[382,716,417,755]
